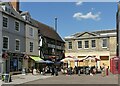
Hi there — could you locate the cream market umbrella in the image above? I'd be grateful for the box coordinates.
[60,57,76,62]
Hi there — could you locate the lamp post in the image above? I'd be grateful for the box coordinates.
[54,17,57,62]
[117,2,120,57]
[55,17,57,32]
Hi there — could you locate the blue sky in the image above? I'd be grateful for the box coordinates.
[20,2,117,38]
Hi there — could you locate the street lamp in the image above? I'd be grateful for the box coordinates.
[54,17,57,62]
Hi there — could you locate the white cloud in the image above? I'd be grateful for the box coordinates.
[73,12,101,21]
[76,0,83,6]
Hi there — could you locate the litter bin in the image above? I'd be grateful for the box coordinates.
[2,73,11,83]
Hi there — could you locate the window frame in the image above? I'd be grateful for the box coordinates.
[15,20,20,32]
[15,39,20,51]
[29,27,34,37]
[68,41,72,50]
[3,16,8,29]
[91,40,96,48]
[102,38,108,48]
[30,42,34,52]
[77,41,82,49]
[3,36,9,50]
[84,40,89,49]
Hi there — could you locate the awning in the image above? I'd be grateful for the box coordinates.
[30,56,43,62]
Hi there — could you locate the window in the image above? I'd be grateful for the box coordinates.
[3,16,8,28]
[85,40,89,48]
[91,40,96,48]
[15,21,20,31]
[5,6,10,13]
[30,42,33,52]
[29,27,34,37]
[15,39,20,51]
[10,58,23,72]
[78,41,82,48]
[3,36,9,50]
[102,39,107,48]
[68,42,72,49]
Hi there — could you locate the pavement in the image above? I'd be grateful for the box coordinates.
[1,73,52,85]
[0,72,119,85]
[25,73,119,84]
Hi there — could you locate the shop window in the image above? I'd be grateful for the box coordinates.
[10,57,23,72]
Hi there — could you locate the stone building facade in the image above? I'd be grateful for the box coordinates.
[64,29,116,68]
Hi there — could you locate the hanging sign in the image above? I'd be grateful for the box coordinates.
[2,52,8,59]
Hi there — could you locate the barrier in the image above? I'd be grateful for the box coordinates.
[2,73,11,83]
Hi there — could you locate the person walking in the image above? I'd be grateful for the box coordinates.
[78,67,81,76]
[54,66,58,76]
[106,66,109,76]
[101,63,105,77]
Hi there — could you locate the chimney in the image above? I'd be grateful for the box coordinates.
[11,0,19,12]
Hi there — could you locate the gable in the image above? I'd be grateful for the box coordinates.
[0,2,25,21]
[77,32,97,38]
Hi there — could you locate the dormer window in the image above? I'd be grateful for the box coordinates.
[22,15,26,20]
[1,5,5,10]
[1,5,11,13]
[5,6,10,13]
[26,15,31,21]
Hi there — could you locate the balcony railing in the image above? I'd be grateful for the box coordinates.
[48,43,64,50]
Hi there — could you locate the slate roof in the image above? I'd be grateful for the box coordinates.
[0,2,25,22]
[36,20,64,43]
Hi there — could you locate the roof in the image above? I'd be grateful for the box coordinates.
[64,29,116,40]
[0,2,25,22]
[34,20,64,43]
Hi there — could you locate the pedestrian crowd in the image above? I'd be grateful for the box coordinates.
[61,63,109,77]
[27,63,109,77]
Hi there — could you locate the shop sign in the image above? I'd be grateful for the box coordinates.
[2,52,8,59]
[24,54,29,59]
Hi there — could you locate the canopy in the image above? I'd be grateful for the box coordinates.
[61,57,75,62]
[30,56,43,62]
[37,60,54,64]
[60,57,83,62]
[84,56,100,62]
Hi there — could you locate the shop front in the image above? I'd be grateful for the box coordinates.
[2,52,24,74]
[100,56,109,67]
[28,56,43,70]
[10,56,23,73]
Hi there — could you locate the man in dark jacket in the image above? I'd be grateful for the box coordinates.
[51,65,55,76]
